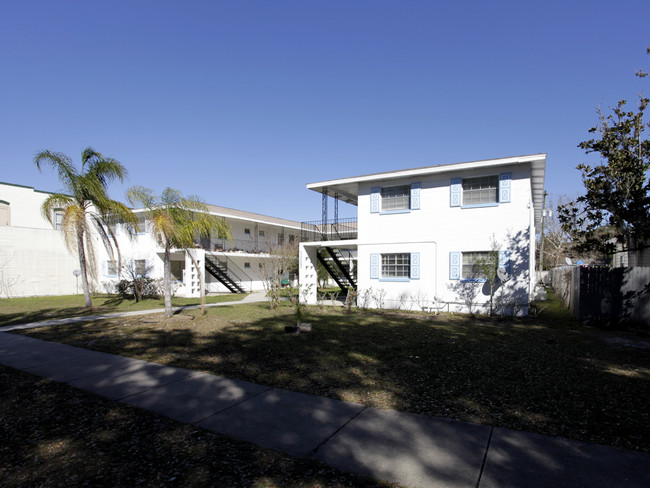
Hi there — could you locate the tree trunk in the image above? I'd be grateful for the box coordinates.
[76,226,92,308]
[163,242,173,318]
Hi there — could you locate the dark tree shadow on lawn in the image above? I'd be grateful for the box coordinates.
[16,301,650,454]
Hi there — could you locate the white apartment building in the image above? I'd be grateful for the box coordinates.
[299,154,547,315]
[0,181,301,298]
[98,205,301,297]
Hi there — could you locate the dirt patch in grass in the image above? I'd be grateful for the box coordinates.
[0,366,394,488]
[15,294,650,453]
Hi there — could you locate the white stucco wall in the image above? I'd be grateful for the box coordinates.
[0,226,80,297]
[352,162,536,313]
[95,211,297,296]
[0,182,59,230]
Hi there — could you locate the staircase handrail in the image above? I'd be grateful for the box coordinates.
[213,252,253,292]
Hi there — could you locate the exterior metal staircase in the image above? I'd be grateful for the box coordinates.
[204,256,246,294]
[317,247,357,294]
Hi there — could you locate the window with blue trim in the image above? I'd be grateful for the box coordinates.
[451,172,511,207]
[382,253,410,278]
[463,176,498,205]
[462,251,492,280]
[381,185,410,211]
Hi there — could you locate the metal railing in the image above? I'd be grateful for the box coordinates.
[301,218,358,242]
[207,253,253,292]
[203,237,277,254]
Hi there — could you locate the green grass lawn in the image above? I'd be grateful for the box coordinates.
[10,290,650,453]
[0,293,248,326]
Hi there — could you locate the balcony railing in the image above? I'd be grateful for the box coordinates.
[301,218,358,242]
[201,237,277,254]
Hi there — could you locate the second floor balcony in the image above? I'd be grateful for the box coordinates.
[301,217,358,242]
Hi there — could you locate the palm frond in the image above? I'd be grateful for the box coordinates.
[40,193,74,225]
[34,151,78,194]
[89,212,121,279]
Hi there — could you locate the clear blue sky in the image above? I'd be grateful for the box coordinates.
[1,0,648,222]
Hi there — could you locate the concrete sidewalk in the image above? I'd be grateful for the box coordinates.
[1,331,648,488]
[0,291,269,332]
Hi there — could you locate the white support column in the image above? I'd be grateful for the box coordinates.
[184,249,205,298]
[299,243,318,305]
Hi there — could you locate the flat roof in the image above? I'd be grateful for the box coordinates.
[131,203,301,229]
[306,153,547,226]
[1,181,301,230]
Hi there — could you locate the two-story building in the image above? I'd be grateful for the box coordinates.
[0,181,301,298]
[98,205,301,297]
[299,154,546,315]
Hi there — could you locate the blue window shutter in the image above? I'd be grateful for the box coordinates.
[499,172,511,203]
[498,250,511,276]
[449,252,461,280]
[370,253,380,279]
[410,252,420,279]
[450,178,461,207]
[410,182,421,210]
[370,186,380,213]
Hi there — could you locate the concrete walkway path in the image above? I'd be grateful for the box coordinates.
[0,331,648,487]
[0,291,269,332]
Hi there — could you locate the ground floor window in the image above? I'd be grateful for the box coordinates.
[462,251,491,279]
[105,260,117,277]
[381,253,410,278]
[134,259,147,277]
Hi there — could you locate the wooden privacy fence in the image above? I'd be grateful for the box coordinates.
[550,266,650,328]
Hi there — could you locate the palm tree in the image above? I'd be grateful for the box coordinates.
[34,147,136,307]
[126,186,231,318]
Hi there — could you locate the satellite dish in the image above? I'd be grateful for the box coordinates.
[497,267,509,283]
[565,257,572,266]
[73,269,81,277]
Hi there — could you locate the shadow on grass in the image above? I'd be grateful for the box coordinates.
[16,301,650,453]
[0,365,391,487]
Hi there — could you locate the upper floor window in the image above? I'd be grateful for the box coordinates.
[278,233,284,245]
[462,176,498,205]
[371,182,420,213]
[258,230,265,237]
[381,185,410,211]
[136,214,147,234]
[244,228,251,235]
[382,253,410,278]
[289,235,295,244]
[451,172,511,207]
[54,209,64,231]
[0,201,10,226]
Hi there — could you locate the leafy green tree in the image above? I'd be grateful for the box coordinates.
[126,186,230,317]
[34,148,136,307]
[559,50,650,257]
